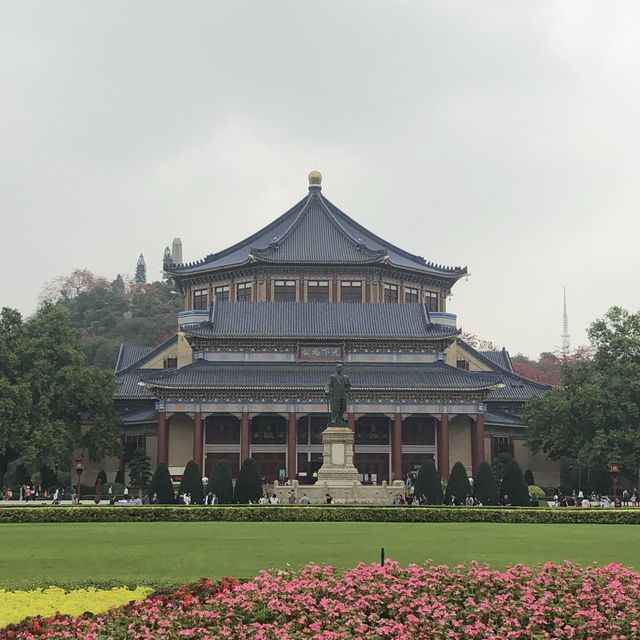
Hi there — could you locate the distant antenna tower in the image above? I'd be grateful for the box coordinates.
[561,286,571,355]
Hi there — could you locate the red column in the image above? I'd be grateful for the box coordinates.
[157,411,168,466]
[392,413,403,482]
[241,412,250,462]
[193,411,203,470]
[288,412,297,480]
[471,413,486,475]
[438,413,450,481]
[347,412,355,432]
[265,279,272,301]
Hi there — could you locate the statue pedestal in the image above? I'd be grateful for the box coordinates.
[316,425,360,483]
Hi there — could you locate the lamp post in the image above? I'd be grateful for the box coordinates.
[610,462,620,504]
[75,458,85,506]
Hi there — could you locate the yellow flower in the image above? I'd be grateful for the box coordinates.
[0,586,152,627]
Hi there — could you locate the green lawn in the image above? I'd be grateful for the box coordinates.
[4,521,640,588]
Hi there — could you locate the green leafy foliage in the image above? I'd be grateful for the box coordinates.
[473,461,499,505]
[207,459,233,504]
[413,459,443,504]
[524,469,535,485]
[128,448,152,496]
[148,463,175,504]
[0,304,122,477]
[501,460,530,506]
[234,458,263,504]
[178,460,204,505]
[444,462,471,505]
[526,308,640,483]
[2,506,640,525]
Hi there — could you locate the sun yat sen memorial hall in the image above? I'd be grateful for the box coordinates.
[113,172,558,487]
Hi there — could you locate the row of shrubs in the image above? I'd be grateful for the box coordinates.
[1,505,639,524]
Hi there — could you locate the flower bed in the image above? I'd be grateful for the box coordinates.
[4,561,640,639]
[0,586,151,628]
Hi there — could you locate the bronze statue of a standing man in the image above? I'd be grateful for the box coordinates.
[328,364,351,425]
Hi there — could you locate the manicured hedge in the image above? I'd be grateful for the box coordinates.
[1,506,640,524]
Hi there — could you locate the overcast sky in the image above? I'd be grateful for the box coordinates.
[1,2,638,357]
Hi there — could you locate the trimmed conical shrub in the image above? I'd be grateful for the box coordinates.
[148,462,175,504]
[473,461,499,505]
[524,468,535,486]
[501,459,530,506]
[234,458,263,504]
[96,470,108,485]
[445,461,471,505]
[115,469,124,485]
[207,459,234,504]
[178,460,204,505]
[413,459,443,504]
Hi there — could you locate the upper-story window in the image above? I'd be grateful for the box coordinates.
[193,289,208,310]
[307,280,329,301]
[236,282,252,301]
[163,357,177,369]
[456,359,469,371]
[215,285,229,301]
[405,287,419,303]
[274,280,296,301]
[341,280,362,302]
[425,290,439,312]
[383,283,398,302]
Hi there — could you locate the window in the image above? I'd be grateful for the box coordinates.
[340,280,362,302]
[492,436,514,459]
[456,359,469,371]
[307,280,329,301]
[274,280,296,301]
[355,417,390,445]
[405,287,419,303]
[163,357,177,369]
[425,291,438,312]
[124,434,146,462]
[215,285,229,301]
[236,282,252,301]
[383,283,398,302]
[193,289,208,310]
[251,416,286,444]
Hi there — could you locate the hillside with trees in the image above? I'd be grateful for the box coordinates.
[40,267,183,368]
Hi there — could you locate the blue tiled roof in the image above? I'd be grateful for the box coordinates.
[168,187,467,278]
[141,360,500,392]
[484,411,526,427]
[115,346,155,373]
[115,369,161,399]
[183,301,460,341]
[118,406,158,424]
[479,348,514,373]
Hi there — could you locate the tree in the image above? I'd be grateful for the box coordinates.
[148,462,175,504]
[473,461,499,505]
[0,304,122,473]
[129,448,152,497]
[134,254,147,284]
[524,469,535,486]
[115,469,124,485]
[207,459,233,504]
[96,469,108,485]
[491,452,513,492]
[444,462,471,505]
[501,460,530,506]
[460,333,498,351]
[525,308,640,485]
[178,460,204,504]
[413,459,443,504]
[234,458,263,504]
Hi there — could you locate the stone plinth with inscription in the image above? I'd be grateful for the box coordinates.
[316,425,360,483]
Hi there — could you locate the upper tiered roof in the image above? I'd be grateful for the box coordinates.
[166,172,467,280]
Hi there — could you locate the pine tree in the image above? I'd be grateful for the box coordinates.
[148,462,175,504]
[134,254,147,284]
[178,460,204,504]
[444,461,471,505]
[207,459,234,504]
[524,468,535,486]
[129,448,152,496]
[501,460,531,506]
[234,458,263,504]
[473,461,499,505]
[413,459,443,504]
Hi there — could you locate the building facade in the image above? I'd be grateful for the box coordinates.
[114,172,558,487]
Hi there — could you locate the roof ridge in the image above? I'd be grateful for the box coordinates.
[114,344,125,373]
[116,335,178,374]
